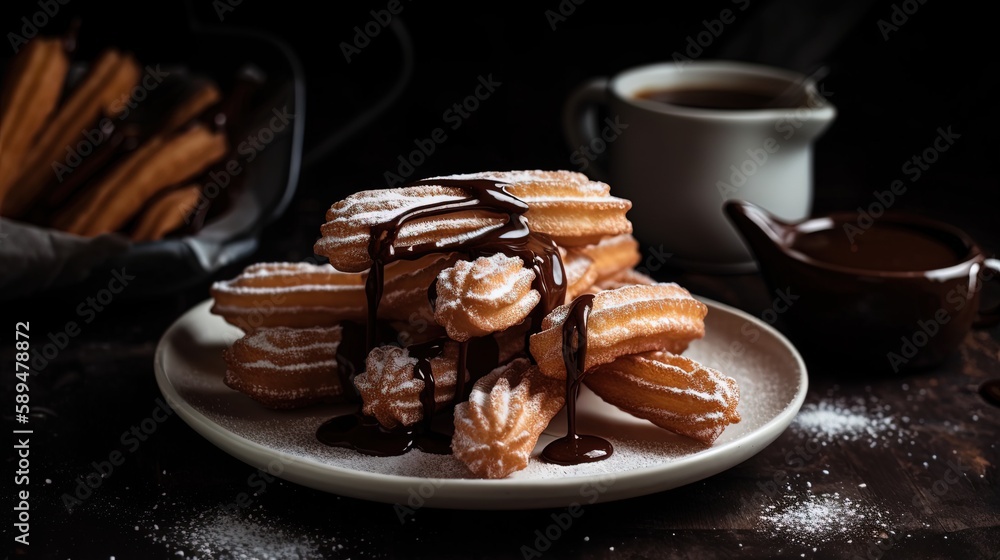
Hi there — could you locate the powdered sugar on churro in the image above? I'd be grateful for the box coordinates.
[240,327,340,357]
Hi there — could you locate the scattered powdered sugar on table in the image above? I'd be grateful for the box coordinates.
[141,506,341,560]
[792,398,905,446]
[760,492,893,548]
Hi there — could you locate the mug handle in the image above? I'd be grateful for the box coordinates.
[974,258,1000,328]
[562,77,611,180]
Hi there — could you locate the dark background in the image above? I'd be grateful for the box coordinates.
[3,1,999,559]
[3,0,998,244]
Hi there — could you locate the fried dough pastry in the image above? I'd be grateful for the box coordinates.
[591,268,657,291]
[211,256,459,332]
[452,358,565,479]
[570,234,641,282]
[530,283,707,379]
[315,184,507,272]
[493,319,531,363]
[130,184,201,241]
[0,37,68,203]
[314,170,632,272]
[560,248,598,302]
[211,262,367,332]
[160,81,221,133]
[223,326,346,409]
[354,344,463,429]
[438,170,633,246]
[58,123,227,236]
[585,351,740,444]
[379,253,457,322]
[4,49,140,217]
[433,253,540,341]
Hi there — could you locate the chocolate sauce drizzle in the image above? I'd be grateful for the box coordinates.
[319,177,615,463]
[332,321,366,403]
[363,177,566,349]
[363,177,567,379]
[540,294,614,465]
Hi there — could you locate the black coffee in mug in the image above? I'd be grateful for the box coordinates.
[634,86,799,110]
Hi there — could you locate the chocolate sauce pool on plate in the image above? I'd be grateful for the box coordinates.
[541,294,614,465]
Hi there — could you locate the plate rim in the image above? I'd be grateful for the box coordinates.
[154,296,808,509]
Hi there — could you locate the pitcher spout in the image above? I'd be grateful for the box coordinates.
[724,200,793,265]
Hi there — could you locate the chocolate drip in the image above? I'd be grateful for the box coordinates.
[318,336,451,456]
[453,336,502,402]
[333,321,366,403]
[541,294,613,465]
[364,178,566,344]
[364,260,385,351]
[409,338,447,424]
[320,177,568,457]
[455,340,469,402]
[317,332,502,458]
[980,380,1000,408]
[409,178,566,317]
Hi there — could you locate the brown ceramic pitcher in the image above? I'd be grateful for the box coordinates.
[726,200,999,371]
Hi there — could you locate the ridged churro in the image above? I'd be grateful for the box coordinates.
[452,358,565,478]
[530,283,707,379]
[224,326,346,409]
[433,253,540,341]
[0,37,68,205]
[586,351,740,444]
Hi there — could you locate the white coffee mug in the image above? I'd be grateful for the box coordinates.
[564,60,835,272]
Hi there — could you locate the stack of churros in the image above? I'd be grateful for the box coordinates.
[211,170,741,478]
[0,35,230,241]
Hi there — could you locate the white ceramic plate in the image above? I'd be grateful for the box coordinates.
[154,297,807,509]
